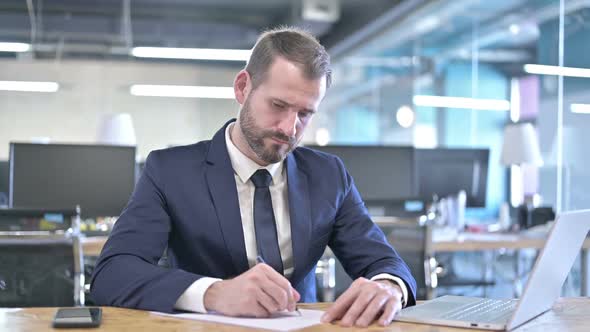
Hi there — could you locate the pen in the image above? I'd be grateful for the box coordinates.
[256,255,265,264]
[256,256,301,316]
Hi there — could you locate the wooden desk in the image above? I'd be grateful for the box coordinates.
[373,216,590,252]
[433,233,590,252]
[81,232,590,296]
[81,232,590,256]
[82,236,107,257]
[2,299,590,331]
[431,233,590,296]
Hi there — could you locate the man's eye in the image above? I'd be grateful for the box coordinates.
[273,102,285,109]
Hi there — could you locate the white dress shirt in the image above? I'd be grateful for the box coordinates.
[175,124,408,312]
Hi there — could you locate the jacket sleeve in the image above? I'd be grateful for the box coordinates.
[327,156,418,306]
[90,151,202,313]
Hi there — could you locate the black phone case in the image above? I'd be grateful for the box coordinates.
[52,308,102,328]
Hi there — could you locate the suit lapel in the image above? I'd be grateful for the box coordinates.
[205,120,249,275]
[285,153,312,285]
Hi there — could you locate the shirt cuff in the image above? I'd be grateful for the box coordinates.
[370,273,409,308]
[174,277,222,313]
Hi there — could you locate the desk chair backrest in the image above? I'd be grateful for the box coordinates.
[0,208,84,307]
[0,236,84,307]
[384,221,436,300]
[0,160,7,207]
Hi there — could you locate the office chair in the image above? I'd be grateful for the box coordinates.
[0,236,84,307]
[433,251,496,296]
[0,160,7,207]
[321,220,437,301]
[0,192,7,207]
[385,221,497,299]
[383,221,438,300]
[0,208,84,307]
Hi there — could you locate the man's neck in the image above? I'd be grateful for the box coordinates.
[229,122,269,167]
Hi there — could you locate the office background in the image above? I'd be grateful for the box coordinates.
[1,0,587,216]
[0,0,588,306]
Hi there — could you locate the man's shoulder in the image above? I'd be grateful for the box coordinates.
[147,140,211,166]
[292,146,352,196]
[292,146,344,172]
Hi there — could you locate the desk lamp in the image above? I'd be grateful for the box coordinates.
[500,123,543,229]
[97,113,137,146]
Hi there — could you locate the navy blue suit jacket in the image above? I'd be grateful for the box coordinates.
[91,120,417,312]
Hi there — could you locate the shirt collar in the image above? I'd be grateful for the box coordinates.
[225,123,284,184]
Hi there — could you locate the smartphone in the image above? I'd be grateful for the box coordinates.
[52,307,102,328]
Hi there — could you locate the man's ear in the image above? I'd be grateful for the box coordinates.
[234,70,251,105]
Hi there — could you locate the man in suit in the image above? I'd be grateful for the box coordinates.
[91,26,417,328]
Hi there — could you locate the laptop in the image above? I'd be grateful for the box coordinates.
[394,209,590,331]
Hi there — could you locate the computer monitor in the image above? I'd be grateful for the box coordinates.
[9,143,136,218]
[305,145,416,202]
[0,160,8,206]
[414,148,489,207]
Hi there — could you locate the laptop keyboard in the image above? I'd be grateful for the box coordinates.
[438,298,518,323]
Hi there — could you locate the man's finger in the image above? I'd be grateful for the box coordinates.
[354,294,389,327]
[378,298,402,326]
[255,286,281,314]
[250,302,272,318]
[258,275,290,311]
[260,264,297,311]
[339,289,377,327]
[292,288,301,303]
[321,284,360,323]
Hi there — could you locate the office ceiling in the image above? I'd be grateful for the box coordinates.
[0,0,403,61]
[1,0,587,73]
[328,0,590,81]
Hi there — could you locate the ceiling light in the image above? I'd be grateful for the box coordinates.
[396,105,415,128]
[415,16,440,34]
[315,128,331,146]
[0,42,31,52]
[0,81,59,92]
[413,95,510,111]
[131,47,251,61]
[130,85,235,99]
[524,64,590,78]
[509,24,520,35]
[571,103,590,114]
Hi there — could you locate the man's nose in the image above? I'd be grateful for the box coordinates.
[278,111,298,138]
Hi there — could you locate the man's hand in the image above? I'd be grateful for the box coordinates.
[321,277,403,327]
[203,263,300,317]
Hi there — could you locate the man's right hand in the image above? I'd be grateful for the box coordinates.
[203,263,300,317]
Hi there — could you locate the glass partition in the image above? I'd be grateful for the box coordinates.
[307,0,587,219]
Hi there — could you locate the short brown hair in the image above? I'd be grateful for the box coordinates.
[245,26,332,89]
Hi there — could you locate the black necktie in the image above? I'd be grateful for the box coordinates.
[250,169,284,274]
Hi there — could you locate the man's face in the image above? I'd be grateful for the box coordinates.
[238,57,326,164]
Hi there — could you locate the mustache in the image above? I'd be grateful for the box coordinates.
[264,130,296,145]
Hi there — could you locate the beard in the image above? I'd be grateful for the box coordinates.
[239,97,298,164]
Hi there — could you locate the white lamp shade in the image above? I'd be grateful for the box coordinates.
[97,113,137,146]
[501,123,543,166]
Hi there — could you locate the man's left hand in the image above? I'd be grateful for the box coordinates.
[321,277,403,327]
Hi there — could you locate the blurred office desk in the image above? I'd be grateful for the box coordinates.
[373,218,590,297]
[433,232,590,251]
[80,230,580,255]
[80,230,590,296]
[373,217,590,252]
[3,299,590,332]
[81,220,545,256]
[82,236,108,257]
[433,232,590,298]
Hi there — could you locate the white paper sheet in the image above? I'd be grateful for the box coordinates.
[151,309,324,331]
